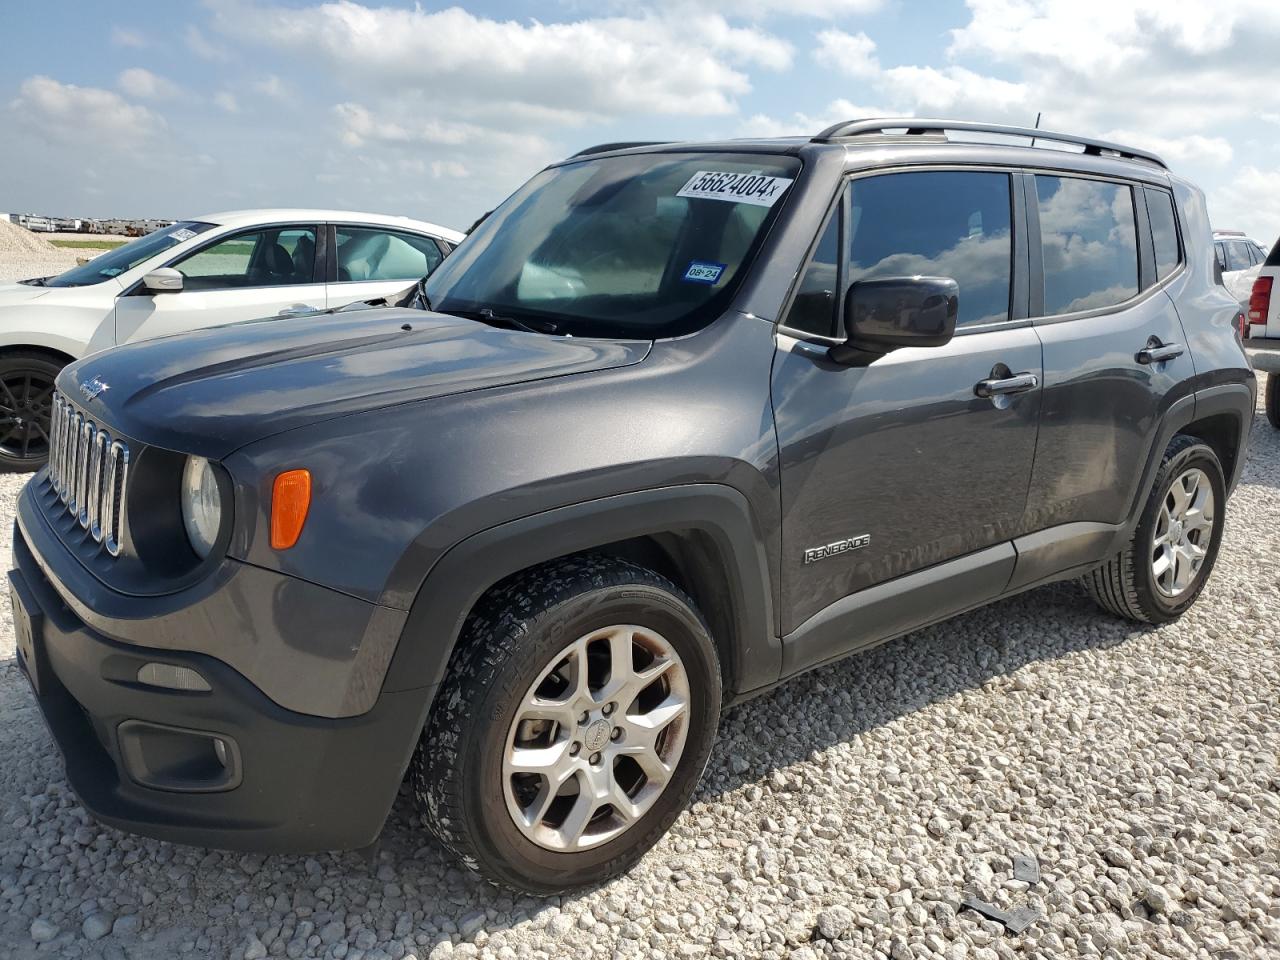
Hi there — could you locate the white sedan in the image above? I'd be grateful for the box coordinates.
[0,209,464,471]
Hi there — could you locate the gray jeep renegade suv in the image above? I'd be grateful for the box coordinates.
[10,119,1256,893]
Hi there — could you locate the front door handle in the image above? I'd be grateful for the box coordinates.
[1136,341,1184,365]
[974,372,1039,398]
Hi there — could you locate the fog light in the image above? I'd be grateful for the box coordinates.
[136,663,211,692]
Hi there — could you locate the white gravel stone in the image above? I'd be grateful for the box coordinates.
[0,337,1277,960]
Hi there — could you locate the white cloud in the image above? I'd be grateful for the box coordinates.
[644,0,884,17]
[739,98,897,138]
[111,26,146,48]
[208,0,791,121]
[334,103,477,147]
[431,160,468,180]
[8,75,165,149]
[118,68,180,101]
[186,24,230,61]
[1099,129,1233,167]
[214,91,239,113]
[879,65,1028,115]
[1210,166,1280,245]
[814,29,879,77]
[252,74,291,102]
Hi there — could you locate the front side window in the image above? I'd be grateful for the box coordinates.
[172,226,317,291]
[38,221,216,288]
[845,171,1013,327]
[784,208,840,336]
[1036,176,1138,315]
[423,152,802,338]
[336,228,443,282]
[1144,188,1181,280]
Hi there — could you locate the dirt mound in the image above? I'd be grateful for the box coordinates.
[0,220,82,283]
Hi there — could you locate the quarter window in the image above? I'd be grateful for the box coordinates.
[1225,241,1253,272]
[172,226,318,291]
[335,228,445,282]
[846,171,1013,327]
[784,208,840,336]
[1144,188,1182,280]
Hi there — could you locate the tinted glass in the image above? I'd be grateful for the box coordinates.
[784,209,839,336]
[1144,188,1181,280]
[423,152,801,338]
[336,228,443,282]
[41,221,216,288]
[1225,241,1253,272]
[1037,176,1137,315]
[173,227,317,291]
[846,171,1012,327]
[1254,243,1269,264]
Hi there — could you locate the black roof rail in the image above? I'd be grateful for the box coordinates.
[811,118,1167,169]
[570,141,671,158]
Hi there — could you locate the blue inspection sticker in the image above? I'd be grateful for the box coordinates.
[682,261,726,285]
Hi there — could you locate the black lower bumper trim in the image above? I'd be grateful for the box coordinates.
[11,529,434,854]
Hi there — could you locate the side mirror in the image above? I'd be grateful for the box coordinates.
[142,267,184,294]
[829,276,958,366]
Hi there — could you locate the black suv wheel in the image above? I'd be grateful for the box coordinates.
[413,555,722,894]
[1084,435,1226,623]
[0,350,62,473]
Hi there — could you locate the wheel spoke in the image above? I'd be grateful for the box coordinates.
[555,791,596,848]
[508,741,572,776]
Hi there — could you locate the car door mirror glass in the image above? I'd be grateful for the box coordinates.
[142,267,184,294]
[830,276,958,366]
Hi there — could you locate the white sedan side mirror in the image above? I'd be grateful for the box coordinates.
[142,267,184,293]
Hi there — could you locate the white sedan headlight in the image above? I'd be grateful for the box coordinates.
[181,456,222,559]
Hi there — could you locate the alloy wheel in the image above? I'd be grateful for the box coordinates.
[502,624,690,852]
[0,370,55,463]
[1152,466,1215,597]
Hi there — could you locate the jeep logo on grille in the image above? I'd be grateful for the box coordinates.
[78,377,109,402]
[803,534,871,564]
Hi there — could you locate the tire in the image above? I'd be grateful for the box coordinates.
[1266,373,1280,430]
[413,554,722,894]
[1084,435,1226,624]
[0,350,65,473]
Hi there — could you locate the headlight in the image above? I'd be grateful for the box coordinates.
[181,456,222,559]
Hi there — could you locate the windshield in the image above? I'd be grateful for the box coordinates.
[40,221,216,288]
[423,152,802,338]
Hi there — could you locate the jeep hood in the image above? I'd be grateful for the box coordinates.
[59,307,651,459]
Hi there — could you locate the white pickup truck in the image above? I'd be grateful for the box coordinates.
[1241,237,1280,427]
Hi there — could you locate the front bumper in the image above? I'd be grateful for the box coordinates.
[10,523,434,854]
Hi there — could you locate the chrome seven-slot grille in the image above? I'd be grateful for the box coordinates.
[46,392,130,557]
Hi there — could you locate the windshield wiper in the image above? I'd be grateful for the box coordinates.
[450,306,559,335]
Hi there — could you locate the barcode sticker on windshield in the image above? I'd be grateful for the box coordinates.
[171,228,197,242]
[677,171,794,207]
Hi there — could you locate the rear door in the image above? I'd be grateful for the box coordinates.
[325,225,447,308]
[113,224,323,345]
[772,168,1042,638]
[1024,176,1193,533]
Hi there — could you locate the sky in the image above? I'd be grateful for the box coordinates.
[3,0,1280,243]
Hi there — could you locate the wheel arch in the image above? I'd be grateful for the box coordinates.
[380,483,779,706]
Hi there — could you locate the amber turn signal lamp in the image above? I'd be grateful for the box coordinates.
[270,469,312,550]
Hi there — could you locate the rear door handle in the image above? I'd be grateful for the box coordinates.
[1136,342,1184,365]
[974,373,1039,398]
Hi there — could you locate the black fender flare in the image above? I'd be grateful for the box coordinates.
[380,483,779,703]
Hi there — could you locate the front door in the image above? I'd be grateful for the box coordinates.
[112,224,323,345]
[773,169,1042,636]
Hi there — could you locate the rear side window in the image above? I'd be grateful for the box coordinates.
[784,208,840,336]
[336,228,444,282]
[1036,176,1138,315]
[1225,241,1253,272]
[846,171,1013,327]
[1144,188,1182,280]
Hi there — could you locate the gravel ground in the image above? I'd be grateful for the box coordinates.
[0,222,85,283]
[0,404,1276,960]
